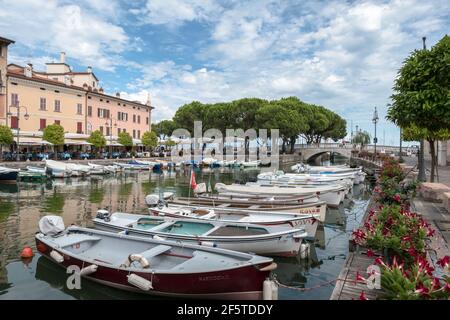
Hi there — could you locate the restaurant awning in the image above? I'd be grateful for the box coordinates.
[106,141,123,146]
[64,139,92,145]
[17,137,53,146]
[133,139,143,146]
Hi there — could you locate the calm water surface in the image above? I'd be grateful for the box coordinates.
[0,163,370,299]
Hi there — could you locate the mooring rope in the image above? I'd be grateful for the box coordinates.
[273,276,348,292]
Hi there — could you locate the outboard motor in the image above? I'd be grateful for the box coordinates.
[145,194,160,207]
[96,209,111,222]
[38,215,65,236]
[145,193,174,207]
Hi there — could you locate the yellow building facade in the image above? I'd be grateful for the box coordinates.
[0,36,153,146]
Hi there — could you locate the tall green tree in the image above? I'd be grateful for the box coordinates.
[173,101,207,134]
[87,130,106,155]
[300,105,330,144]
[118,131,133,151]
[152,120,175,139]
[387,35,450,181]
[43,124,65,159]
[352,130,371,150]
[275,97,310,152]
[0,125,14,161]
[141,131,158,151]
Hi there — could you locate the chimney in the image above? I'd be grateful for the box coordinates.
[99,87,104,93]
[87,66,92,73]
[60,52,66,64]
[24,63,33,78]
[146,92,152,106]
[64,75,71,85]
[115,92,120,98]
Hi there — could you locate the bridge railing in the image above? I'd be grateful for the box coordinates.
[294,143,352,149]
[294,143,402,152]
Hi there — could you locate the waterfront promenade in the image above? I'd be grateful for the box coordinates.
[331,156,450,300]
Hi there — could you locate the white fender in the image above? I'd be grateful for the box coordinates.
[127,273,153,291]
[200,241,216,247]
[80,264,98,276]
[263,278,273,300]
[300,243,310,259]
[50,250,64,263]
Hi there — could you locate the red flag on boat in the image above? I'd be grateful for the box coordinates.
[190,170,197,190]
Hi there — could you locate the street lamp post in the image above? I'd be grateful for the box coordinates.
[105,117,117,159]
[399,127,403,162]
[372,107,379,157]
[7,104,29,161]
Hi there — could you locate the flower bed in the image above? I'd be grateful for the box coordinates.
[352,158,450,300]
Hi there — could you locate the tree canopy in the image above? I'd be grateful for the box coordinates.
[87,130,106,149]
[118,131,133,148]
[387,35,450,131]
[170,96,346,153]
[43,124,65,145]
[141,131,158,150]
[152,120,175,139]
[352,130,371,149]
[0,125,14,146]
[387,35,450,181]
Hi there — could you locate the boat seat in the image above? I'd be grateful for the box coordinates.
[200,212,216,219]
[139,245,172,260]
[248,205,261,209]
[217,203,230,208]
[57,234,102,248]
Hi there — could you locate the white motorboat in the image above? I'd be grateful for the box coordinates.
[215,182,348,207]
[26,166,46,174]
[66,162,91,176]
[93,211,307,257]
[0,166,19,182]
[240,160,261,167]
[146,192,326,218]
[45,160,72,178]
[88,163,107,175]
[216,159,236,167]
[258,171,354,187]
[291,164,366,184]
[149,205,321,239]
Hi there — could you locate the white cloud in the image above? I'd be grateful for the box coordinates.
[132,0,223,26]
[126,0,450,131]
[0,0,128,71]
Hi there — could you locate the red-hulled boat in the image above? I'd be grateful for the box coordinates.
[35,216,277,299]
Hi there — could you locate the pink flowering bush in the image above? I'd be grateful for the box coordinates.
[378,256,450,300]
[353,205,429,266]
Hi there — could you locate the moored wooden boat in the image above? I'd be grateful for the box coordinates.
[36,216,276,299]
[215,182,348,207]
[0,166,19,182]
[93,212,307,257]
[160,196,327,221]
[257,171,354,187]
[45,160,73,177]
[149,205,321,239]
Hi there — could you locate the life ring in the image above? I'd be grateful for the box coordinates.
[123,254,150,268]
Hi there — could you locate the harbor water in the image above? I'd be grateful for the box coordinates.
[0,162,371,299]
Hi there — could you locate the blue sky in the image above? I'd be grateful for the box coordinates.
[1,0,449,145]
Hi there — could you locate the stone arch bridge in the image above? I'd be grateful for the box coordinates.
[294,143,401,162]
